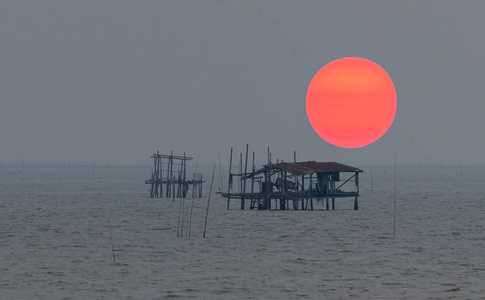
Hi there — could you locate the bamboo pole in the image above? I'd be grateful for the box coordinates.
[218,152,224,191]
[182,153,186,198]
[177,188,183,237]
[250,152,255,209]
[393,148,397,237]
[188,172,196,237]
[266,146,271,210]
[108,218,116,263]
[239,152,242,195]
[227,147,233,210]
[242,144,249,210]
[203,164,217,238]
[354,172,360,210]
[370,164,373,191]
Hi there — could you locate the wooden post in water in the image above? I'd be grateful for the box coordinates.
[108,218,116,264]
[188,172,196,237]
[227,147,233,210]
[370,164,373,191]
[159,155,163,197]
[393,150,396,237]
[354,172,359,210]
[182,153,187,198]
[239,152,242,195]
[199,173,203,197]
[203,164,216,238]
[242,144,248,210]
[250,152,255,209]
[218,152,224,191]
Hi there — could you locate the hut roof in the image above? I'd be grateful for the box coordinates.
[269,161,363,176]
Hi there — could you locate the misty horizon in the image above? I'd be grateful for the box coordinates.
[2,1,485,169]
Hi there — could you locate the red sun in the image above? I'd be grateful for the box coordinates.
[306,57,397,148]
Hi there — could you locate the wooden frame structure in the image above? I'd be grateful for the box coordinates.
[145,151,204,198]
[219,146,363,210]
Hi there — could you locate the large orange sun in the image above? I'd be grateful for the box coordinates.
[306,57,397,148]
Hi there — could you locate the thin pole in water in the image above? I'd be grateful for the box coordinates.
[177,195,183,237]
[203,164,216,238]
[188,173,195,237]
[108,218,116,263]
[188,155,200,237]
[393,148,397,238]
[218,152,224,191]
[370,164,373,191]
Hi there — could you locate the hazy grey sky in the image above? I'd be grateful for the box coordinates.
[1,1,485,167]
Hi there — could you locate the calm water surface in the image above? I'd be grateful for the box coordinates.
[1,166,484,299]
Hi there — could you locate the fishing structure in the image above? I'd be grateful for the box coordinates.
[145,151,204,198]
[219,145,363,210]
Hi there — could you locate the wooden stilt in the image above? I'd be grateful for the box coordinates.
[355,171,359,210]
[250,152,255,209]
[242,144,248,210]
[227,147,233,210]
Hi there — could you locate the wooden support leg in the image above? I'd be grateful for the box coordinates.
[280,199,286,210]
[326,198,329,210]
[332,198,335,210]
[354,196,359,210]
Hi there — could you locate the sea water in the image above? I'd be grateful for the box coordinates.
[1,166,484,299]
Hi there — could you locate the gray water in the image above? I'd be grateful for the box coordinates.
[1,166,484,299]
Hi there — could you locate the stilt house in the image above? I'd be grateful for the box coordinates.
[220,151,363,210]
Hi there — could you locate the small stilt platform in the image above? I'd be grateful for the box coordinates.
[145,151,204,198]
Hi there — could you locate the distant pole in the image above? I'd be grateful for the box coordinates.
[177,191,183,237]
[239,152,242,194]
[393,148,397,238]
[370,165,373,191]
[188,173,196,237]
[242,144,248,210]
[227,148,233,210]
[188,156,200,237]
[203,164,216,238]
[108,218,116,263]
[218,152,224,191]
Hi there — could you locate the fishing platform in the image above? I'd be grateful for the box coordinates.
[145,151,204,198]
[219,146,363,210]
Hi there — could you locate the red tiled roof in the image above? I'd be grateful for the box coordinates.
[269,161,363,175]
